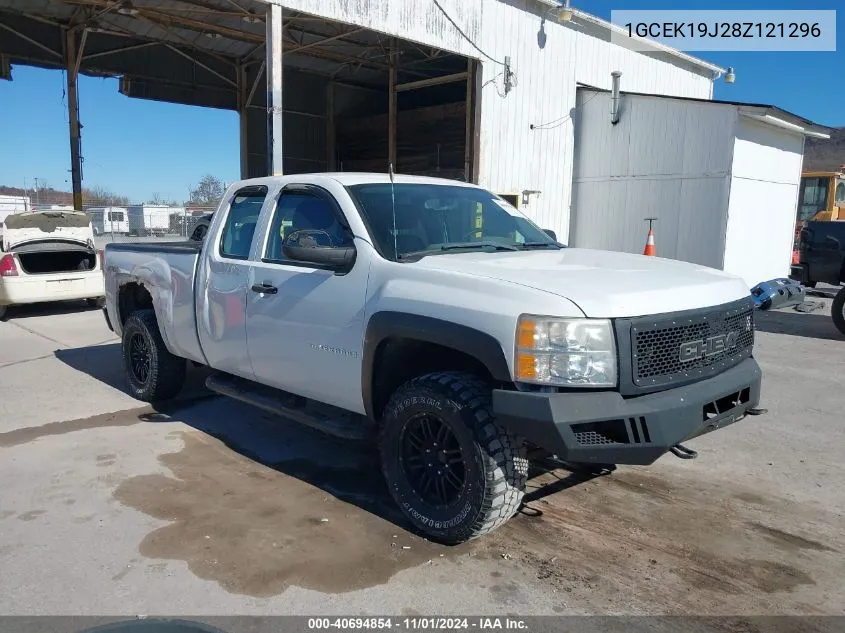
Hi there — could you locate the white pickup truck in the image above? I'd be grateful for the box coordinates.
[103,173,763,544]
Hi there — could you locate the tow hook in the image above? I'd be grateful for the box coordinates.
[670,444,698,460]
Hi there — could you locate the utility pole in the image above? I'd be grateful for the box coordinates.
[33,177,41,208]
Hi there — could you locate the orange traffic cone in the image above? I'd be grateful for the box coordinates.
[643,218,656,256]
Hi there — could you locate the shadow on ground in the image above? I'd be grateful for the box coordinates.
[1,299,102,320]
[754,305,843,341]
[54,342,212,395]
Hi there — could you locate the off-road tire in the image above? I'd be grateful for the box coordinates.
[122,309,186,402]
[832,287,845,336]
[379,371,527,545]
[86,297,106,309]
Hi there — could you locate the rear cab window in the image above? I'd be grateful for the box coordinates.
[219,186,269,260]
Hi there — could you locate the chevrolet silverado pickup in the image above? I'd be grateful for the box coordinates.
[103,173,763,544]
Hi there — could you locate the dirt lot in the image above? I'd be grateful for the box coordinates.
[0,296,843,616]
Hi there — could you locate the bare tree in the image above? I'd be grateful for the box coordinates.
[189,175,226,207]
[83,185,130,206]
[149,192,165,204]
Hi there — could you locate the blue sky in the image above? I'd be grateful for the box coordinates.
[0,0,841,202]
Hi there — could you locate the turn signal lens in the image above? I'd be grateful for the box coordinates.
[517,318,536,349]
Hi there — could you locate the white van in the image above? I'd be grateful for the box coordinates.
[88,207,129,235]
[0,211,105,319]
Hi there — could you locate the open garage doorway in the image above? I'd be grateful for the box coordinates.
[243,8,481,182]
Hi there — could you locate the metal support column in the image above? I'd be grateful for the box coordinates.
[266,3,284,176]
[388,38,397,170]
[326,81,336,171]
[65,28,84,210]
[237,63,249,179]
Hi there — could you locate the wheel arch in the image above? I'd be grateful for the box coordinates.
[362,312,512,420]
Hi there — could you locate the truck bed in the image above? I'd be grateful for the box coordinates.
[103,240,205,364]
[105,241,202,254]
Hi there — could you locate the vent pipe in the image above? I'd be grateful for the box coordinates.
[610,71,622,125]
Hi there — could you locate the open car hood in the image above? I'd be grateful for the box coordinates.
[2,211,94,251]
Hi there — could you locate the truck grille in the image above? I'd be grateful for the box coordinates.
[629,298,754,390]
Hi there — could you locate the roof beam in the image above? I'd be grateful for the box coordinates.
[0,22,62,59]
[395,71,467,92]
[165,44,236,86]
[82,40,161,60]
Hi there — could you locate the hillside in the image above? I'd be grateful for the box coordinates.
[804,127,845,172]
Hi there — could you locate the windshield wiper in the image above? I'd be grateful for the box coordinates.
[399,241,519,261]
[439,241,519,252]
[518,242,562,250]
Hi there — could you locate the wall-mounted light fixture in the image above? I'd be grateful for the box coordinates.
[522,189,542,205]
[558,0,573,22]
[725,67,736,83]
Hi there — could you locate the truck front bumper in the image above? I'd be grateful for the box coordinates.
[492,358,762,466]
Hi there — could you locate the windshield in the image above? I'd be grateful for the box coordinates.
[346,183,559,261]
[797,177,830,222]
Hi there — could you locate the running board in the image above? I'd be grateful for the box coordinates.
[205,373,375,441]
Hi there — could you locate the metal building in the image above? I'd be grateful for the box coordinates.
[569,89,830,287]
[1,0,725,237]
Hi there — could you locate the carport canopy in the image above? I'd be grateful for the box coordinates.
[0,0,479,208]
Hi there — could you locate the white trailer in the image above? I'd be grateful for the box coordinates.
[88,207,129,235]
[127,205,172,236]
[0,195,31,225]
[569,88,831,288]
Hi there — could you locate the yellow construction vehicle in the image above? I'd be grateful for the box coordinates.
[797,168,845,223]
[793,168,845,265]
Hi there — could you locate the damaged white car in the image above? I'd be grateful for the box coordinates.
[0,211,105,319]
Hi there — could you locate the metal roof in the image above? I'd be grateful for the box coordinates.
[0,0,468,97]
[578,86,833,139]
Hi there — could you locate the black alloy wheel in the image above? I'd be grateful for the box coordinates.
[401,413,466,507]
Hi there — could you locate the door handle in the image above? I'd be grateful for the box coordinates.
[251,283,278,295]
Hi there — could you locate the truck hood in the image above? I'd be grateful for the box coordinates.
[2,211,94,251]
[412,248,751,318]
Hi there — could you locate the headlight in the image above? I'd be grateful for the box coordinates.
[515,315,617,387]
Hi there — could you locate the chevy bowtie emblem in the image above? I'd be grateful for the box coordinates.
[679,331,739,363]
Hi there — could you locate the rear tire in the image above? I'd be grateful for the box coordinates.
[832,287,845,336]
[122,309,186,402]
[379,371,527,544]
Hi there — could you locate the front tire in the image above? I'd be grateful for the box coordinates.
[122,309,186,402]
[832,287,845,336]
[379,372,527,544]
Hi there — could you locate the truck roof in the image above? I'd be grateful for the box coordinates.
[231,172,481,190]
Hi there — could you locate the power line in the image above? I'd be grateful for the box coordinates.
[430,0,505,67]
[530,92,601,131]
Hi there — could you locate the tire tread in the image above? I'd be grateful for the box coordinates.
[122,309,186,401]
[382,370,527,543]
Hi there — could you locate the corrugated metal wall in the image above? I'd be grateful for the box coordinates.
[569,90,735,271]
[265,0,716,239]
[272,0,483,58]
[723,117,804,286]
[474,0,714,241]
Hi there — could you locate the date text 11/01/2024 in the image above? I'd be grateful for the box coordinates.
[307,618,528,630]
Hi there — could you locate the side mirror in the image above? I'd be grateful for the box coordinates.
[282,243,356,269]
[543,229,557,241]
